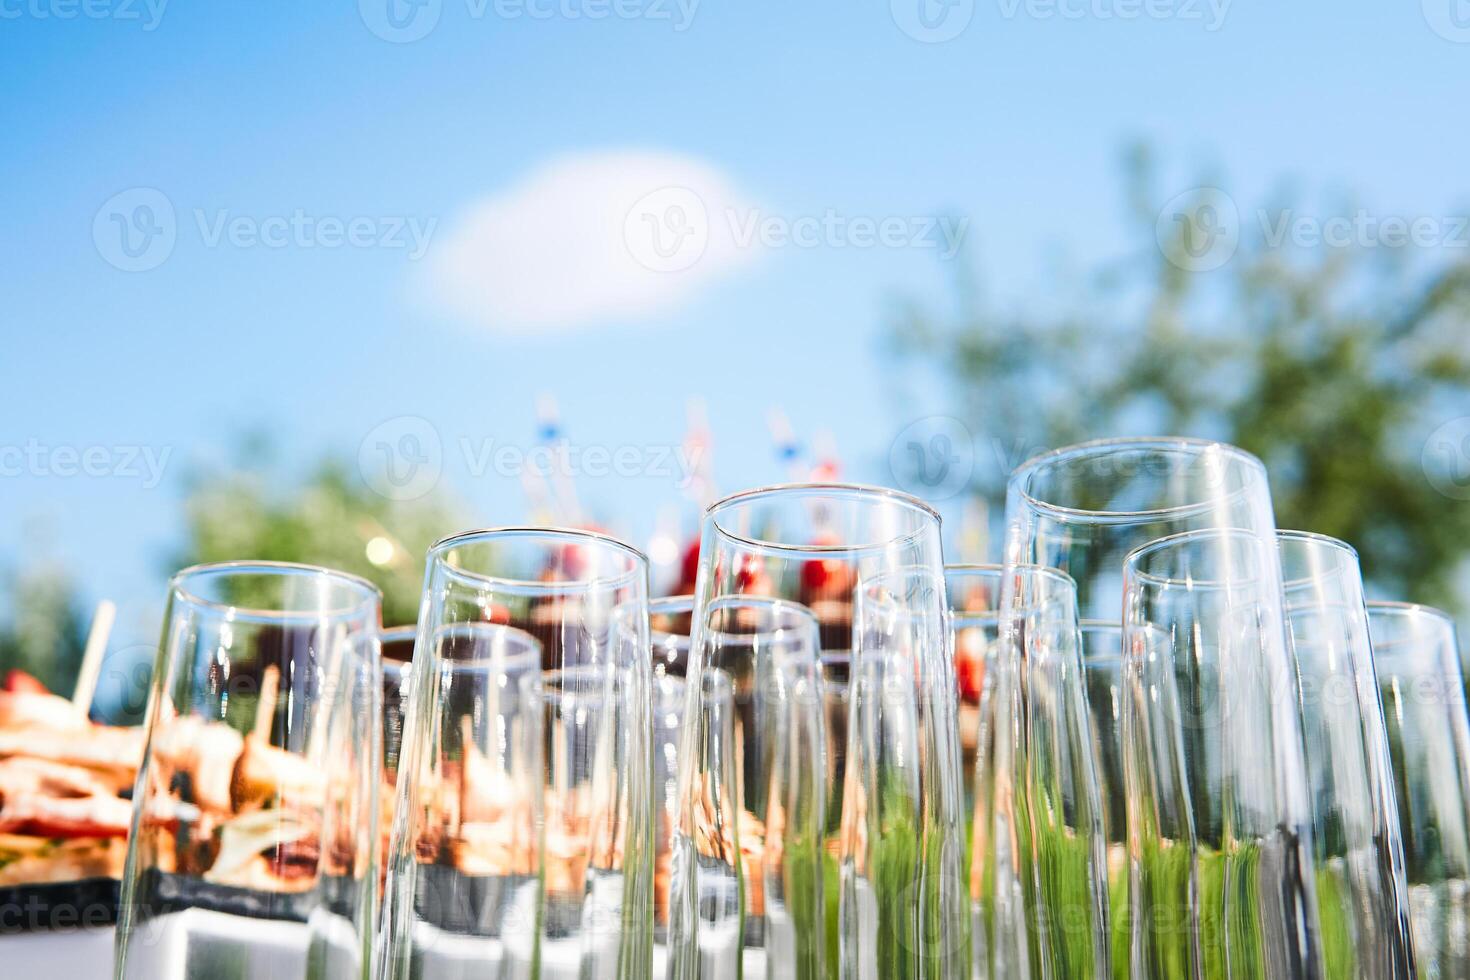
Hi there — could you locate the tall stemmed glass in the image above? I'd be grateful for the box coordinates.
[946,564,1110,979]
[115,561,382,980]
[379,528,654,980]
[1367,601,1470,978]
[1278,532,1414,978]
[670,484,969,978]
[1122,529,1322,978]
[1006,438,1323,978]
[649,595,827,978]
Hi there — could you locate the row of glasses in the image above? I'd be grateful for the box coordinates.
[1005,439,1328,978]
[999,437,1470,980]
[112,460,1470,979]
[113,485,968,980]
[670,483,972,979]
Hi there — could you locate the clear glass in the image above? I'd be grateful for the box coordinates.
[820,651,852,872]
[379,527,654,980]
[1367,601,1470,979]
[1007,438,1324,978]
[648,595,693,681]
[115,561,383,980]
[1279,532,1415,978]
[660,595,828,979]
[650,669,735,966]
[1122,529,1322,978]
[378,626,415,903]
[947,564,1110,980]
[1077,622,1130,977]
[945,567,1017,978]
[671,483,970,978]
[380,626,416,778]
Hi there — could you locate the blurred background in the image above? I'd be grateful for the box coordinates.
[2,1,1468,722]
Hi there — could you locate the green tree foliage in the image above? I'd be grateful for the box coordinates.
[892,145,1470,610]
[173,441,464,626]
[0,562,87,694]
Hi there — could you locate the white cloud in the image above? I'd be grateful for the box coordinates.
[420,150,758,334]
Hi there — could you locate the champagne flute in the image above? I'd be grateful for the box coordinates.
[1008,438,1324,978]
[380,527,654,980]
[946,564,1110,979]
[1367,601,1470,978]
[658,595,828,978]
[115,561,382,980]
[671,484,969,978]
[1278,532,1415,978]
[1122,528,1322,978]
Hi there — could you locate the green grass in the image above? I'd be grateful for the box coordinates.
[1313,863,1356,980]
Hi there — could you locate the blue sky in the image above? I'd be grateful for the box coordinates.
[2,0,1467,653]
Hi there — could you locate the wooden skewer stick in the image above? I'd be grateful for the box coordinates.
[254,664,280,741]
[71,599,116,719]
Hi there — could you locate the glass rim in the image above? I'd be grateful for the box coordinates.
[1364,599,1459,630]
[428,525,648,595]
[648,594,694,652]
[704,593,822,636]
[379,624,417,668]
[640,593,822,653]
[704,481,941,555]
[944,561,1076,616]
[1277,529,1362,596]
[1078,619,1124,665]
[1123,526,1269,589]
[423,621,543,672]
[169,559,382,622]
[1008,436,1268,522]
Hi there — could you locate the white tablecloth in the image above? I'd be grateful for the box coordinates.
[7,925,114,974]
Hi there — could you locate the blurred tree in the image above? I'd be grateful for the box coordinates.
[892,144,1470,611]
[174,440,464,626]
[0,562,88,694]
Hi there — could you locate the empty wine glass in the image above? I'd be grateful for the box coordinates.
[671,484,969,978]
[843,566,972,979]
[650,668,735,973]
[661,595,828,979]
[952,564,1105,980]
[115,561,382,980]
[1367,601,1470,979]
[379,527,654,980]
[1278,532,1415,978]
[1008,438,1324,978]
[947,563,1110,980]
[1122,528,1322,978]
